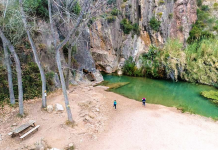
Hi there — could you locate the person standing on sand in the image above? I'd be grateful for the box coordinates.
[113,100,117,109]
[142,98,146,106]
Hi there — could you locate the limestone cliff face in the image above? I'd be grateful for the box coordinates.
[88,0,197,74]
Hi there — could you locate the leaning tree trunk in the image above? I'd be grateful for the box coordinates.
[3,41,15,105]
[56,49,74,122]
[65,47,72,90]
[0,27,24,115]
[48,0,74,122]
[19,0,47,108]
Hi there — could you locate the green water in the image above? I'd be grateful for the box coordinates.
[103,74,218,119]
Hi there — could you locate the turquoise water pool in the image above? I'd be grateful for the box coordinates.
[103,74,218,119]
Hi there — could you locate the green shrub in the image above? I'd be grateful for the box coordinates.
[214,3,218,10]
[179,26,183,32]
[187,22,215,44]
[213,25,218,31]
[123,57,136,76]
[149,17,161,32]
[120,19,133,34]
[107,15,116,23]
[158,0,165,6]
[107,0,116,5]
[168,13,173,19]
[157,12,163,18]
[72,2,81,15]
[23,0,49,20]
[87,17,96,27]
[132,23,140,35]
[201,5,209,11]
[111,8,119,16]
[197,0,202,7]
[123,0,127,2]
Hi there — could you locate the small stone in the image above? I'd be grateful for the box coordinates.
[47,105,53,113]
[0,134,2,141]
[50,148,60,150]
[55,103,64,111]
[88,112,95,119]
[12,123,17,126]
[96,108,100,112]
[68,143,74,147]
[8,132,13,136]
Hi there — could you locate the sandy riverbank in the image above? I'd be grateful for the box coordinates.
[1,85,218,150]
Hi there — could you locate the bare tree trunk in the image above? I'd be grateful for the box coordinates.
[65,0,72,90]
[19,0,47,108]
[65,47,72,90]
[56,49,74,122]
[0,27,24,115]
[3,41,15,105]
[48,0,74,122]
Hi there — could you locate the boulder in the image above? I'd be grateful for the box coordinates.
[55,103,64,111]
[50,148,60,150]
[47,105,53,113]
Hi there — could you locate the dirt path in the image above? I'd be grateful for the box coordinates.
[1,85,218,150]
[80,88,218,150]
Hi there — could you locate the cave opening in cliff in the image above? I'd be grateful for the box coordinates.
[83,69,96,81]
[138,5,142,19]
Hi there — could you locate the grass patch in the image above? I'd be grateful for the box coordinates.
[176,104,195,114]
[65,120,76,128]
[94,81,110,87]
[106,82,130,90]
[201,90,218,105]
[94,81,130,90]
[17,112,28,118]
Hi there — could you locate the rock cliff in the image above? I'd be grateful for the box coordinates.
[87,0,197,74]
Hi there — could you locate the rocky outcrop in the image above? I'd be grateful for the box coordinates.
[170,0,197,42]
[89,0,197,74]
[90,19,122,73]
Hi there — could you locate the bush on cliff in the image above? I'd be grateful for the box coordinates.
[71,2,81,15]
[149,17,161,32]
[120,19,133,34]
[187,8,215,44]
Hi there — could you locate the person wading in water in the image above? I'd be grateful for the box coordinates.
[113,100,117,110]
